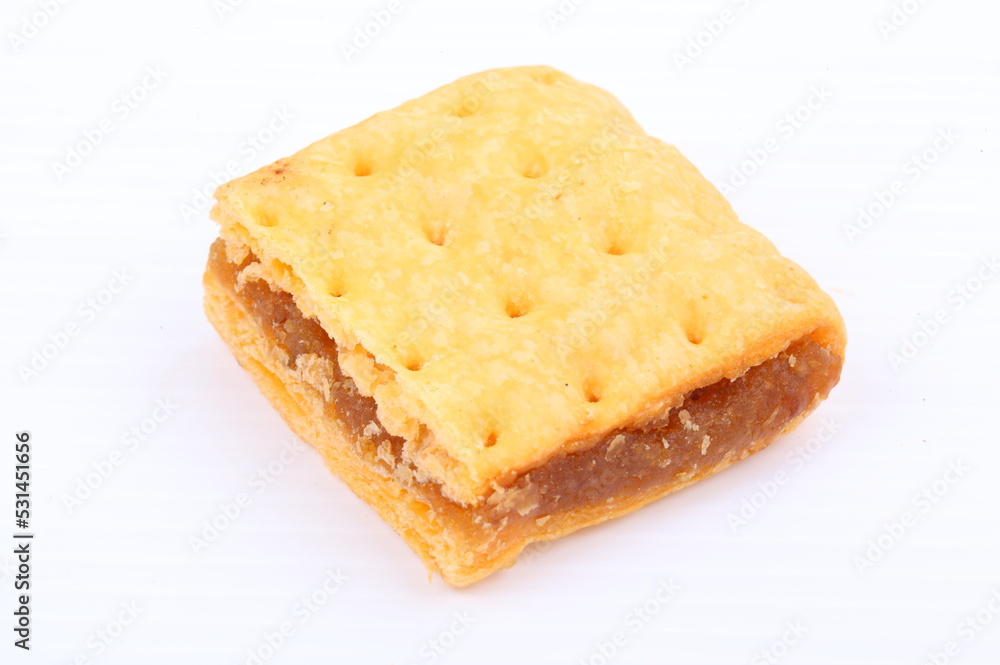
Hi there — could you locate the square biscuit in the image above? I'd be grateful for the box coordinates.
[204,66,846,585]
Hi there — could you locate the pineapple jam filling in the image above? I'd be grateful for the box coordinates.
[207,238,842,534]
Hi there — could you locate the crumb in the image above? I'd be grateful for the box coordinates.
[700,435,711,455]
[375,441,394,467]
[678,409,699,432]
[395,463,414,485]
[605,434,627,459]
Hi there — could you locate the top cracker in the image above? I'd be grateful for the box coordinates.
[211,65,845,505]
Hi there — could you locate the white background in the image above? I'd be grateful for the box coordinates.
[2,0,999,663]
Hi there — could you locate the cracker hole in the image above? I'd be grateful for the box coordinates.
[257,212,279,228]
[454,104,475,118]
[684,317,706,345]
[505,300,530,318]
[522,158,547,179]
[483,432,498,448]
[584,384,602,403]
[683,299,708,346]
[606,241,627,256]
[326,275,346,298]
[778,284,808,304]
[354,159,374,177]
[425,224,448,247]
[403,356,424,372]
[533,70,559,85]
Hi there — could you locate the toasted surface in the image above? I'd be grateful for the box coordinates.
[211,65,846,504]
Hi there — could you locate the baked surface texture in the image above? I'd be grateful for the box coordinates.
[205,65,846,585]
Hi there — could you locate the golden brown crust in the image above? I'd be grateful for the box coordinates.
[210,66,846,504]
